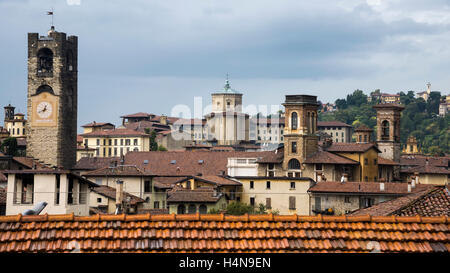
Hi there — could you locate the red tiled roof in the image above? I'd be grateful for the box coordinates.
[326,143,380,153]
[125,121,170,133]
[0,213,448,253]
[351,186,450,217]
[91,185,145,205]
[120,112,153,118]
[318,121,352,127]
[354,125,373,132]
[167,187,225,203]
[84,165,147,177]
[378,157,399,166]
[400,164,450,175]
[193,175,242,186]
[123,151,276,176]
[308,181,433,195]
[81,122,115,128]
[12,157,48,170]
[400,155,449,168]
[80,128,149,138]
[304,151,359,165]
[74,157,120,171]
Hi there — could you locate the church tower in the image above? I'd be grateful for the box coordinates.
[26,26,78,169]
[206,79,249,145]
[282,95,319,175]
[373,103,404,177]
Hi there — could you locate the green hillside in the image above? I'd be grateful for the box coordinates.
[319,90,450,155]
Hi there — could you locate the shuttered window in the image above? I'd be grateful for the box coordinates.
[289,196,296,210]
[266,198,271,209]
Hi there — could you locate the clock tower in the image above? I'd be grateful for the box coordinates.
[26,26,78,169]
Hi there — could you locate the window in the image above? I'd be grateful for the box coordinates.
[108,148,111,156]
[154,201,160,209]
[289,196,296,210]
[120,139,124,146]
[381,120,390,140]
[188,204,196,214]
[290,182,296,189]
[364,176,369,182]
[125,139,131,146]
[374,176,377,181]
[144,180,152,193]
[291,112,298,130]
[266,198,272,209]
[96,139,100,146]
[266,181,271,189]
[103,139,106,145]
[288,159,301,170]
[315,164,323,171]
[250,197,255,206]
[114,139,117,146]
[249,181,254,189]
[374,159,377,165]
[359,135,362,142]
[134,139,138,145]
[114,148,117,156]
[199,204,207,214]
[177,205,185,214]
[344,196,351,203]
[291,141,299,154]
[55,175,60,205]
[97,198,102,203]
[108,139,112,146]
[364,158,368,165]
[37,48,53,74]
[364,135,368,143]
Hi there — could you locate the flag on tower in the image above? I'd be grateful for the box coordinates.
[47,11,53,15]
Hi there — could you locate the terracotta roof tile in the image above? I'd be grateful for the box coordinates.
[80,128,149,138]
[0,213,448,253]
[91,185,145,205]
[326,143,380,153]
[305,151,359,165]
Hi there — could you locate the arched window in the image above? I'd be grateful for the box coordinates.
[188,204,196,214]
[177,204,186,214]
[199,204,207,214]
[36,85,54,95]
[381,120,390,140]
[288,158,301,170]
[37,48,53,74]
[291,112,298,130]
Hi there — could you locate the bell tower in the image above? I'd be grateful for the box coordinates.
[373,104,404,164]
[26,26,78,169]
[282,95,319,174]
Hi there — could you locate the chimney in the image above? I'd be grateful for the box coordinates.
[414,172,420,184]
[160,115,168,125]
[115,180,124,214]
[407,181,412,193]
[380,182,385,192]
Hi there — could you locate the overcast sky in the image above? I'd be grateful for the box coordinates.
[1,0,449,131]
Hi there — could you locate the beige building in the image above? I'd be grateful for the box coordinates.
[308,181,433,215]
[4,169,98,216]
[317,121,353,143]
[80,128,150,157]
[3,104,26,138]
[236,176,314,215]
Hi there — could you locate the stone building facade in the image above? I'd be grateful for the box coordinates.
[26,27,78,169]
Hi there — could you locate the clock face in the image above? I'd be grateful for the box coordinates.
[37,101,53,119]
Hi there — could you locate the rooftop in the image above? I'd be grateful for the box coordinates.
[326,143,380,153]
[308,181,433,195]
[351,186,450,217]
[0,213,448,253]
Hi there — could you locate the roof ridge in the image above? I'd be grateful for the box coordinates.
[0,213,447,224]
